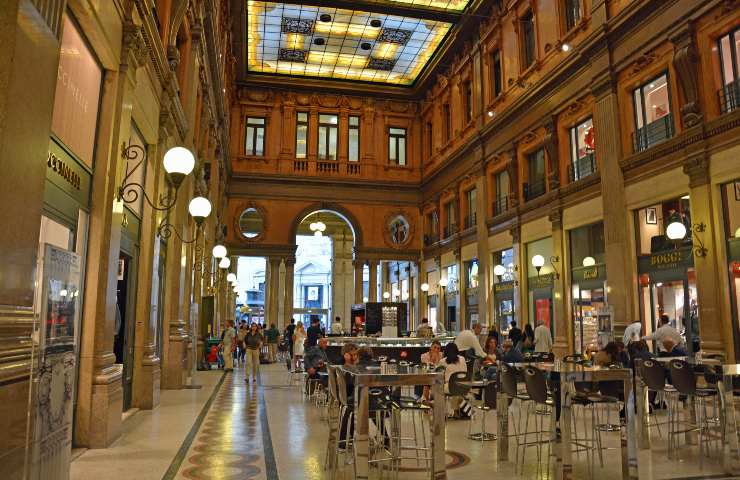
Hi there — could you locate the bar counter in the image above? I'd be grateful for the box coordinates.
[325,335,455,364]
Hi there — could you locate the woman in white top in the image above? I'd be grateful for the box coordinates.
[438,343,468,415]
[293,322,307,371]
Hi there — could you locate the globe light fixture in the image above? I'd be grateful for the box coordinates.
[439,277,449,288]
[363,296,369,302]
[531,254,545,275]
[317,221,326,232]
[212,245,227,259]
[493,264,506,277]
[735,227,740,238]
[383,291,391,300]
[219,257,231,269]
[226,273,237,283]
[666,221,687,241]
[314,230,322,237]
[162,146,195,188]
[420,283,429,292]
[561,43,571,52]
[188,196,212,224]
[310,222,318,231]
[233,285,239,293]
[392,288,401,297]
[582,256,596,267]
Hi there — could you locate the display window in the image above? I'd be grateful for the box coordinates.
[569,222,606,353]
[492,248,516,333]
[526,238,554,335]
[635,196,698,352]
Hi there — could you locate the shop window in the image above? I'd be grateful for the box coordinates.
[494,170,510,215]
[463,80,473,124]
[443,103,451,143]
[444,201,456,238]
[491,49,503,99]
[634,196,692,256]
[296,112,308,159]
[520,10,537,70]
[348,116,360,162]
[388,127,407,166]
[563,0,581,32]
[568,117,595,181]
[632,72,674,152]
[318,114,338,160]
[464,188,477,229]
[721,181,740,346]
[466,260,479,289]
[425,211,439,245]
[492,248,516,333]
[718,28,740,114]
[524,148,546,201]
[245,117,265,156]
[446,264,459,293]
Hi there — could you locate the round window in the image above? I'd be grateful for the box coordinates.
[388,215,410,245]
[239,208,263,239]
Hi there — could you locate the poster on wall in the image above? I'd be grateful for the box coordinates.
[535,299,551,329]
[31,244,81,480]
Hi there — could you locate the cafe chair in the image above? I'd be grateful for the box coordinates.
[638,359,674,439]
[668,359,719,462]
[499,363,531,473]
[522,366,555,476]
[447,371,472,418]
[324,366,341,472]
[332,368,356,480]
[468,380,498,441]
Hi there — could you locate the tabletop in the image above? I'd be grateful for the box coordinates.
[337,364,444,387]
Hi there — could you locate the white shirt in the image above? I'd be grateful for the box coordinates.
[331,321,343,334]
[623,322,642,344]
[643,324,684,351]
[439,356,468,383]
[454,330,487,358]
[534,325,553,353]
[222,327,236,347]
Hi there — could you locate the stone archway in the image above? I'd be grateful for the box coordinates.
[289,202,363,248]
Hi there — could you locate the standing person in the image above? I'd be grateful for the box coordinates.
[244,322,264,383]
[454,323,487,359]
[508,321,522,349]
[331,316,344,335]
[293,321,306,371]
[237,321,248,366]
[416,318,434,338]
[533,320,553,353]
[623,320,642,345]
[265,323,280,362]
[220,321,236,371]
[285,320,296,359]
[522,323,536,352]
[306,316,323,348]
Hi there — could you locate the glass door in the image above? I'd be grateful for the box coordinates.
[530,288,553,334]
[572,282,605,354]
[495,295,514,335]
[644,269,699,353]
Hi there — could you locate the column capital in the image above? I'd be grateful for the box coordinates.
[549,208,563,230]
[283,256,296,266]
[683,153,710,188]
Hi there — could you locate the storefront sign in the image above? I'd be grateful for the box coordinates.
[571,265,606,283]
[494,281,516,294]
[528,273,554,290]
[46,138,91,209]
[638,247,694,273]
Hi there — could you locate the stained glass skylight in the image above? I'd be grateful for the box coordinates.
[247,1,454,86]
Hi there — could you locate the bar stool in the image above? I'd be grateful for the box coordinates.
[332,368,355,480]
[324,366,341,472]
[639,359,675,439]
[522,366,555,476]
[499,363,532,473]
[447,371,472,418]
[468,380,497,441]
[390,392,432,470]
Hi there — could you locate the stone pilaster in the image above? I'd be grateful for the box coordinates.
[368,261,378,302]
[475,174,491,327]
[550,209,568,357]
[283,257,295,330]
[268,257,281,327]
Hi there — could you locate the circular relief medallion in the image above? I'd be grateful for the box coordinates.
[387,214,411,247]
[236,204,266,242]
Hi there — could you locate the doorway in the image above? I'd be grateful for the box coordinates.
[495,293,515,335]
[115,251,138,411]
[640,269,698,353]
[530,287,553,335]
[572,281,606,354]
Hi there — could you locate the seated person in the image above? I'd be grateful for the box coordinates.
[426,343,469,416]
[594,341,623,367]
[420,340,443,366]
[500,339,524,364]
[416,318,434,338]
[304,337,330,391]
[482,336,502,364]
[659,337,687,357]
[338,343,359,447]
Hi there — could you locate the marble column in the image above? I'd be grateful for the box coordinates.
[684,154,727,355]
[475,175,491,327]
[268,257,281,327]
[283,257,295,330]
[513,227,529,328]
[369,261,378,302]
[550,210,569,356]
[380,261,388,300]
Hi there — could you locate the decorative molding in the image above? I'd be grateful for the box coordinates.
[628,52,657,78]
[682,153,710,188]
[232,200,268,243]
[671,23,703,128]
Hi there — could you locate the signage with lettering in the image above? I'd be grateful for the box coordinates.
[494,281,516,295]
[637,247,694,274]
[528,273,554,290]
[46,138,91,209]
[571,265,606,283]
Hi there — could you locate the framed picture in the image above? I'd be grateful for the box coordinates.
[645,207,657,225]
[734,180,740,201]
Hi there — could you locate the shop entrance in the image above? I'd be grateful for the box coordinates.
[115,251,138,411]
[531,287,553,333]
[572,280,606,354]
[493,282,515,335]
[447,304,457,332]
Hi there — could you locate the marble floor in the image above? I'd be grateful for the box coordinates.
[71,362,740,480]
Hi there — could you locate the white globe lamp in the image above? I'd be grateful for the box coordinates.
[219,257,231,269]
[162,146,195,188]
[582,256,596,267]
[666,221,687,241]
[188,196,212,224]
[212,245,227,259]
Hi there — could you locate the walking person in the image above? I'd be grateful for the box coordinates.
[265,323,280,362]
[533,320,553,353]
[293,321,306,371]
[237,321,248,365]
[244,322,264,384]
[220,320,236,371]
[285,320,296,359]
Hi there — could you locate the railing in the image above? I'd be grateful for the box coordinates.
[523,178,546,201]
[443,223,458,239]
[492,197,509,216]
[317,161,339,174]
[424,233,440,246]
[568,153,596,182]
[719,78,740,114]
[347,162,360,175]
[632,113,674,153]
[463,213,477,230]
[293,159,308,172]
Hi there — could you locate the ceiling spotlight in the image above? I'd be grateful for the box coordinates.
[561,43,570,52]
[313,38,325,46]
[319,13,332,22]
[360,42,372,51]
[370,19,382,28]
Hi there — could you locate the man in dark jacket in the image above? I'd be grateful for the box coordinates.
[508,321,522,349]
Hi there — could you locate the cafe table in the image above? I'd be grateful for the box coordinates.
[338,364,446,480]
[496,361,638,480]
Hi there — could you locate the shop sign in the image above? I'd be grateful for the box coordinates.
[571,265,605,283]
[494,281,516,294]
[528,273,554,290]
[638,247,693,273]
[46,138,91,208]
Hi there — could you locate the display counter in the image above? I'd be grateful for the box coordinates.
[325,336,455,364]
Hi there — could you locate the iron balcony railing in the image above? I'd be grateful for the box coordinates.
[524,178,546,201]
[443,223,458,239]
[463,213,477,230]
[492,196,509,216]
[632,113,674,153]
[568,153,596,182]
[719,78,740,114]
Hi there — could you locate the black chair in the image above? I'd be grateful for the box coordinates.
[468,380,498,441]
[521,366,555,475]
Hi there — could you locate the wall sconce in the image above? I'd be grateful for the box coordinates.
[582,256,596,267]
[118,143,194,211]
[420,282,430,293]
[532,254,560,279]
[383,291,391,301]
[158,195,212,246]
[666,220,708,257]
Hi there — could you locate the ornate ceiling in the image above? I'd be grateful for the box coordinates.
[245,0,472,86]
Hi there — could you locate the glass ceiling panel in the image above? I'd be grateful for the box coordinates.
[247,1,453,86]
[367,0,470,11]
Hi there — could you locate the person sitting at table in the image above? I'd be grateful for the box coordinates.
[482,336,502,363]
[500,339,524,364]
[594,341,622,366]
[438,343,471,417]
[659,337,687,357]
[338,343,359,448]
[304,337,330,392]
[420,340,443,366]
[416,318,434,338]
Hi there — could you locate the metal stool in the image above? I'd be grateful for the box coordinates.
[468,380,498,441]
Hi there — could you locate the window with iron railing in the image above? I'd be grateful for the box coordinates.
[348,116,360,162]
[318,114,338,160]
[296,112,308,159]
[493,170,510,215]
[568,117,595,181]
[525,149,546,201]
[520,10,536,70]
[564,0,581,31]
[444,201,456,238]
[491,49,502,99]
[463,81,473,124]
[718,28,740,114]
[465,188,477,227]
[443,104,451,143]
[464,213,477,230]
[493,196,509,216]
[632,72,674,152]
[245,117,265,156]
